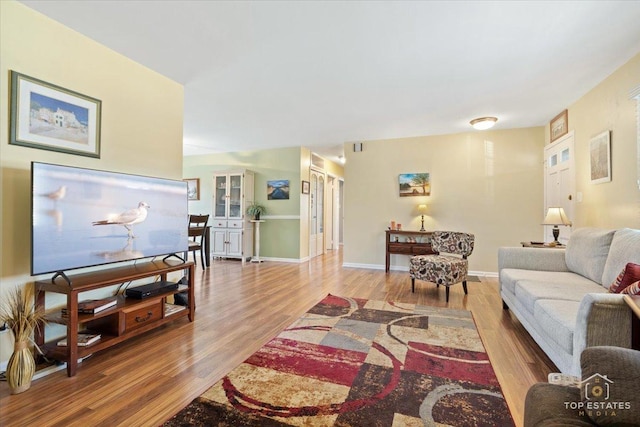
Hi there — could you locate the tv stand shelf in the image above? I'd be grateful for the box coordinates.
[34,259,195,377]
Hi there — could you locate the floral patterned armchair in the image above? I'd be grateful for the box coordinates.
[409,231,475,302]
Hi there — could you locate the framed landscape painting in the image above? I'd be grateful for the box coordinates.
[267,180,290,200]
[9,71,102,158]
[399,173,431,197]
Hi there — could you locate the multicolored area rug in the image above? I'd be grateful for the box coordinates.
[165,294,514,426]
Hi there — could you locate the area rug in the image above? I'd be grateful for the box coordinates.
[164,294,514,426]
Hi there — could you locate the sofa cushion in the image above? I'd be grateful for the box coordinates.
[500,269,598,296]
[534,299,580,355]
[514,280,605,314]
[565,228,615,285]
[602,228,640,287]
[609,262,640,293]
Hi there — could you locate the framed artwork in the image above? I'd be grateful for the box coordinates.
[9,71,102,158]
[399,173,430,197]
[590,131,611,184]
[302,180,310,194]
[184,178,200,200]
[550,110,568,142]
[267,180,290,200]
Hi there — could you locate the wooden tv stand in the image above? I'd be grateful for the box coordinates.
[34,259,195,377]
[385,230,435,272]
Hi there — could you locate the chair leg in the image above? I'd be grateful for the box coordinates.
[192,250,198,267]
[462,280,468,294]
[200,250,205,268]
[411,278,415,293]
[445,286,450,302]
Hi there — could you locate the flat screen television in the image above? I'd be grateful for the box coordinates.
[31,162,189,277]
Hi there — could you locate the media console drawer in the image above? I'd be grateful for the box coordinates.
[123,299,163,333]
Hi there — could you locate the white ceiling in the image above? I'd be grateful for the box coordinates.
[20,1,640,163]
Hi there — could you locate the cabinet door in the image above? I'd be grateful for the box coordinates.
[227,229,243,257]
[228,174,243,219]
[214,175,228,219]
[212,228,228,255]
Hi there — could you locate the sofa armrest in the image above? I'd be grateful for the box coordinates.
[572,293,632,376]
[498,247,569,272]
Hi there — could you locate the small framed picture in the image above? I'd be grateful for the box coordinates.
[590,131,611,184]
[302,180,310,194]
[550,110,568,142]
[267,180,290,200]
[9,71,102,158]
[184,178,200,200]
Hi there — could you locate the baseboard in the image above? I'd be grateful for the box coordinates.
[342,262,497,277]
[260,256,307,263]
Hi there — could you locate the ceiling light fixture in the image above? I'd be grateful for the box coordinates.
[470,117,498,130]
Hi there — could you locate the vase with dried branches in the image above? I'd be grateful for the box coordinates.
[0,285,46,394]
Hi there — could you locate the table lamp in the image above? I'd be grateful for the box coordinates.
[542,207,572,245]
[417,204,427,232]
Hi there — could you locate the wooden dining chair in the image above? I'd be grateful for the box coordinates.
[188,214,209,267]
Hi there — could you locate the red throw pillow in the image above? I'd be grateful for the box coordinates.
[621,280,640,295]
[609,263,640,293]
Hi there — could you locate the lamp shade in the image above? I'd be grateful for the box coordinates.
[542,207,572,226]
[470,117,497,130]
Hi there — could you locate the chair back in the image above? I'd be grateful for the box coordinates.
[431,231,475,258]
[188,214,209,242]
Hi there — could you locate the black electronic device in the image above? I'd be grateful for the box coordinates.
[125,281,179,299]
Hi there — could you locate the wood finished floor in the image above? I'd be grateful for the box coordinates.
[0,249,556,427]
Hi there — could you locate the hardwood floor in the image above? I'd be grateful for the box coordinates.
[0,250,555,426]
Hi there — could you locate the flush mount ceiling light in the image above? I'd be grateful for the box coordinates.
[470,117,498,130]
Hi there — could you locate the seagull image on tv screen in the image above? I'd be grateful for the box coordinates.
[92,201,150,238]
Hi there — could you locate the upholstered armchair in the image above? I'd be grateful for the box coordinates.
[409,231,475,302]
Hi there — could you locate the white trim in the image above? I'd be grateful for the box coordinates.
[261,215,300,220]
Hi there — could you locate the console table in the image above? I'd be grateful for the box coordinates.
[34,259,195,376]
[385,230,435,272]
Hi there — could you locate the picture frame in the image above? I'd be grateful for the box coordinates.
[9,71,102,158]
[550,109,568,143]
[590,131,611,184]
[302,180,310,194]
[399,173,431,197]
[267,180,290,200]
[184,178,200,200]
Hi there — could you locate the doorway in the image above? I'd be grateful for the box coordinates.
[544,131,575,244]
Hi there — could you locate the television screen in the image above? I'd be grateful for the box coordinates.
[31,162,189,276]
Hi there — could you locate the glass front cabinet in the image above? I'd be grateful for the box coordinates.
[211,170,255,263]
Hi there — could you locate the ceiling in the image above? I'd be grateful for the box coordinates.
[20,1,640,163]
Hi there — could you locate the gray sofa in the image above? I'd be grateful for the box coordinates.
[498,228,639,376]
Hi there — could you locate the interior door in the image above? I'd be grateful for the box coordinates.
[544,131,575,244]
[309,174,318,258]
[309,170,325,258]
[316,174,325,256]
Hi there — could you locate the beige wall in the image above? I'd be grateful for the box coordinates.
[560,53,640,228]
[343,128,545,273]
[0,2,183,365]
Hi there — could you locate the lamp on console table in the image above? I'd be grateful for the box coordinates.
[542,207,572,245]
[417,204,428,232]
